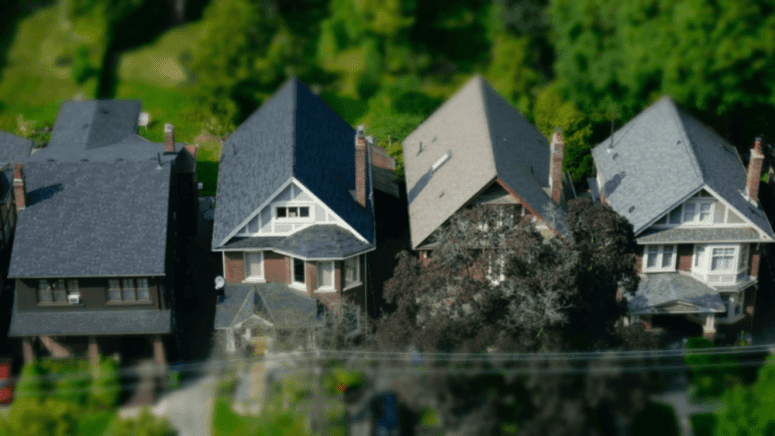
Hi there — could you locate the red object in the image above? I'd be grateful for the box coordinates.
[0,360,14,405]
[337,383,347,393]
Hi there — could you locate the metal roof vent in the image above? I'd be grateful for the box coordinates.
[431,150,452,173]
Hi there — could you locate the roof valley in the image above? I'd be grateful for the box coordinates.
[666,99,704,182]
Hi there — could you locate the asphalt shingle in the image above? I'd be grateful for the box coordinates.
[8,307,171,336]
[274,224,373,259]
[636,227,763,244]
[212,77,375,251]
[215,283,321,330]
[626,273,726,315]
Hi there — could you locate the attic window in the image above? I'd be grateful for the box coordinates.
[276,206,310,219]
[431,150,452,173]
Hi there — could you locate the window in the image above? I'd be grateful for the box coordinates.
[122,279,135,301]
[38,280,52,303]
[699,203,712,222]
[738,244,749,270]
[244,252,264,281]
[654,215,668,225]
[136,279,150,300]
[683,203,696,222]
[711,247,735,272]
[664,201,714,225]
[108,279,121,301]
[37,279,79,304]
[668,208,682,224]
[345,257,360,287]
[276,206,311,219]
[643,245,676,272]
[317,261,334,290]
[695,246,705,268]
[292,258,306,285]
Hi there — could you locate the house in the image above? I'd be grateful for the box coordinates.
[590,96,775,341]
[211,77,394,346]
[6,100,198,365]
[0,131,33,257]
[403,74,573,266]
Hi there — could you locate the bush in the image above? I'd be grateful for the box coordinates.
[14,360,47,402]
[90,357,122,409]
[40,359,91,406]
[105,407,175,436]
[684,337,740,398]
[0,398,80,436]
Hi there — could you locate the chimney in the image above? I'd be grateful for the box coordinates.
[550,127,564,204]
[13,164,26,215]
[355,125,367,208]
[747,137,765,203]
[164,124,175,154]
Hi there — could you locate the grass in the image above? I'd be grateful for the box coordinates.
[632,402,681,436]
[76,410,115,436]
[690,413,717,436]
[0,4,107,131]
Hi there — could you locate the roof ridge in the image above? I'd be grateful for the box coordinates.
[476,77,500,177]
[291,78,297,177]
[663,98,704,182]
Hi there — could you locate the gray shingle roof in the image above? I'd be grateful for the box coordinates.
[48,100,142,150]
[274,224,373,260]
[215,283,321,330]
[625,273,726,315]
[0,130,33,164]
[8,307,171,336]
[8,160,172,278]
[592,96,775,240]
[403,75,565,249]
[636,227,764,244]
[212,77,375,251]
[221,236,287,250]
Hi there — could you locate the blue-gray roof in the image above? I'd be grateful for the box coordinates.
[8,306,171,336]
[221,236,287,250]
[212,77,375,251]
[0,130,33,164]
[403,75,567,249]
[636,227,764,244]
[47,100,142,150]
[215,283,321,330]
[274,224,373,260]
[592,96,775,240]
[8,160,172,278]
[625,273,726,315]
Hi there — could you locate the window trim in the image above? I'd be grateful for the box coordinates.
[107,278,152,304]
[642,244,677,272]
[37,279,79,305]
[275,205,313,222]
[692,244,746,277]
[243,251,265,282]
[344,256,361,289]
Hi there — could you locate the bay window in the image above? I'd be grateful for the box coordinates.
[642,245,676,272]
[692,244,748,283]
[711,247,735,272]
[317,261,334,291]
[244,252,264,281]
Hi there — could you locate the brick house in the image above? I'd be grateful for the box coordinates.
[211,77,394,350]
[403,75,573,270]
[590,96,775,340]
[6,100,198,365]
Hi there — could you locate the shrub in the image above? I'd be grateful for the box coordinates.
[684,337,740,398]
[14,360,47,402]
[90,357,122,409]
[105,407,175,436]
[0,398,80,436]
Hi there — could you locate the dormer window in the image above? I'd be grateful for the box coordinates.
[276,206,310,219]
[658,200,714,226]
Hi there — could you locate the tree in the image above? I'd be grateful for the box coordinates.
[14,360,47,403]
[90,356,122,409]
[533,86,594,186]
[378,198,645,353]
[0,398,80,436]
[106,407,175,436]
[713,354,775,435]
[684,337,741,398]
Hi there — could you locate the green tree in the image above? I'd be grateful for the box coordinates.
[14,360,47,403]
[0,398,80,436]
[40,359,91,407]
[684,337,741,398]
[90,356,122,409]
[714,355,775,435]
[533,86,594,186]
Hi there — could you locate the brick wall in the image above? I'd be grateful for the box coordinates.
[335,261,342,292]
[677,244,693,272]
[306,261,317,296]
[264,251,287,282]
[224,252,244,283]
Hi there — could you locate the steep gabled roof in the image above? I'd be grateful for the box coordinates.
[403,75,561,249]
[592,96,775,240]
[212,77,375,250]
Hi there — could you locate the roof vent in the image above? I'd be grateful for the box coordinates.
[47,158,55,162]
[677,140,681,144]
[612,153,619,159]
[116,158,123,162]
[629,206,635,213]
[80,158,88,162]
[431,150,452,173]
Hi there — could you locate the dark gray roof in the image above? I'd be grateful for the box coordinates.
[0,130,33,164]
[403,75,565,249]
[588,178,600,203]
[212,77,375,250]
[592,96,775,240]
[8,160,172,278]
[636,227,764,244]
[625,273,726,315]
[221,236,287,250]
[274,225,373,259]
[8,307,171,336]
[47,100,142,150]
[215,283,321,330]
[214,284,254,329]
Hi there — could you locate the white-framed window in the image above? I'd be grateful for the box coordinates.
[711,247,736,272]
[136,278,150,301]
[642,245,676,272]
[276,206,311,219]
[108,279,121,302]
[37,279,75,304]
[693,244,748,281]
[67,279,79,298]
[317,261,335,290]
[37,280,53,303]
[659,200,714,226]
[292,258,306,287]
[122,279,135,301]
[738,244,749,271]
[108,278,150,302]
[244,252,264,281]
[345,256,360,288]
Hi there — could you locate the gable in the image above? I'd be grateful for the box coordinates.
[227,179,368,243]
[469,182,520,206]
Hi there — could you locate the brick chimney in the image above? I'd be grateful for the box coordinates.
[164,124,175,154]
[13,164,26,215]
[549,127,564,204]
[355,125,367,208]
[746,137,764,203]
